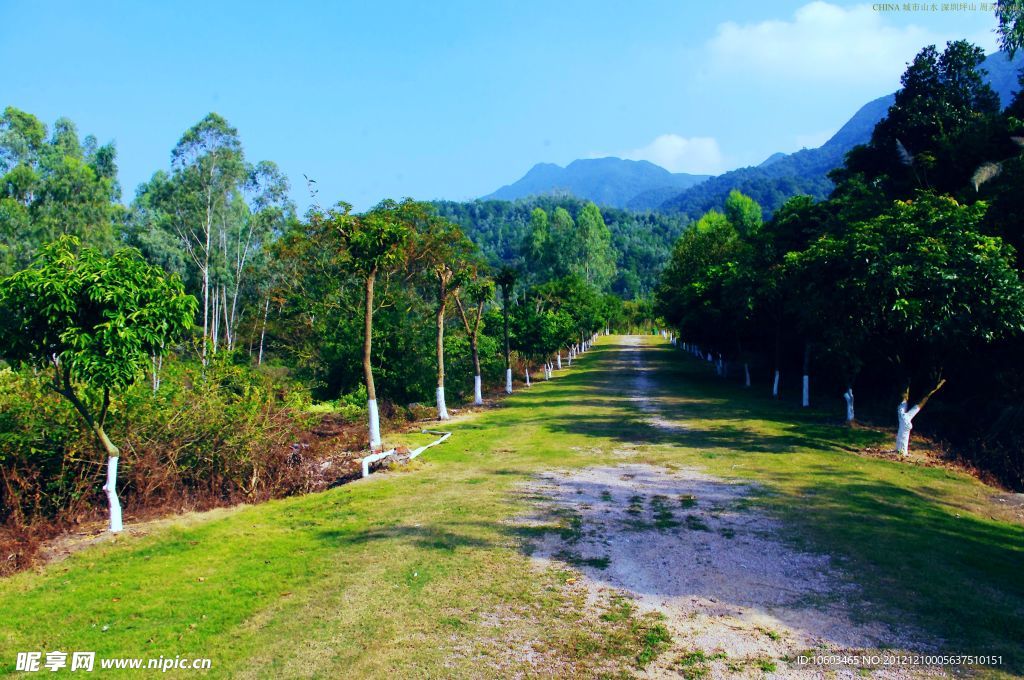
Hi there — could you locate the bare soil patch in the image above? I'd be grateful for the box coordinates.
[517,463,947,678]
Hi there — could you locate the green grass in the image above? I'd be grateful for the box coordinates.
[1,336,1022,677]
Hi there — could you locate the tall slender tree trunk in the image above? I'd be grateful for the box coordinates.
[435,278,449,421]
[364,272,381,450]
[503,285,512,394]
[221,286,231,352]
[802,342,811,407]
[257,296,270,366]
[772,322,781,398]
[201,182,214,366]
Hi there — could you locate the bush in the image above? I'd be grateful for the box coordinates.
[0,357,322,573]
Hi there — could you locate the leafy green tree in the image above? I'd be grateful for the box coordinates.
[0,237,196,531]
[574,202,617,288]
[416,216,475,419]
[803,194,1024,451]
[724,189,763,237]
[311,199,421,449]
[996,0,1024,56]
[838,41,1000,200]
[521,207,551,284]
[0,108,120,275]
[455,270,496,405]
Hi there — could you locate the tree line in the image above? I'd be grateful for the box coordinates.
[657,40,1024,485]
[0,108,626,537]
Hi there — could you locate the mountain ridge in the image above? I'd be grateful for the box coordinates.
[479,50,1023,216]
[482,156,710,209]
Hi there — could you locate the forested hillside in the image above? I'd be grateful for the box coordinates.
[434,197,687,297]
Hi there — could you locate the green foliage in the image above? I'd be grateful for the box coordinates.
[434,196,686,297]
[0,236,195,392]
[0,359,316,531]
[0,108,121,276]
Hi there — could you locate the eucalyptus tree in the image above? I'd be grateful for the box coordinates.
[0,108,120,274]
[163,113,245,363]
[0,237,195,532]
[573,202,617,289]
[220,161,293,353]
[455,270,496,405]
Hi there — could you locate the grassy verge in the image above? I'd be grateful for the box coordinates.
[1,336,1021,677]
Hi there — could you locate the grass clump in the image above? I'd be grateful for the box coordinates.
[650,495,680,529]
[556,550,611,570]
[685,514,710,531]
[626,494,644,515]
[676,649,727,679]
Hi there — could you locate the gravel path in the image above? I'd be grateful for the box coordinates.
[519,338,946,678]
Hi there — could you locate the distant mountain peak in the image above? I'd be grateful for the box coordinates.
[482,156,710,209]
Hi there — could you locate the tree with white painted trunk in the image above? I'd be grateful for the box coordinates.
[455,274,495,407]
[896,380,946,454]
[418,216,475,420]
[806,194,1024,449]
[0,237,196,532]
[311,199,419,450]
[496,267,517,394]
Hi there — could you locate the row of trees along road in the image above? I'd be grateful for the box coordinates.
[657,40,1024,481]
[0,109,620,533]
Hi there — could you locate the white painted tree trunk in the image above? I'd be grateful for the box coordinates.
[744,362,751,388]
[557,352,562,369]
[473,375,483,405]
[436,386,449,420]
[525,368,531,386]
[368,398,382,450]
[896,401,920,455]
[844,388,855,423]
[505,368,513,394]
[802,375,810,407]
[104,456,123,533]
[772,370,780,398]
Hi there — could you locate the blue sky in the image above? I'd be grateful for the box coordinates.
[0,0,1001,211]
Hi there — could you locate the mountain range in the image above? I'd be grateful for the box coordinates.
[480,50,1024,217]
[482,157,709,209]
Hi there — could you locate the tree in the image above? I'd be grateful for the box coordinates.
[0,237,196,531]
[0,108,120,275]
[495,266,518,393]
[573,202,617,288]
[809,194,1024,451]
[166,113,246,364]
[455,271,496,405]
[996,0,1024,57]
[417,216,475,419]
[839,41,1000,200]
[311,199,419,450]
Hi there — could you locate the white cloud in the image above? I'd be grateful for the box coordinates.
[619,134,725,174]
[708,1,997,85]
